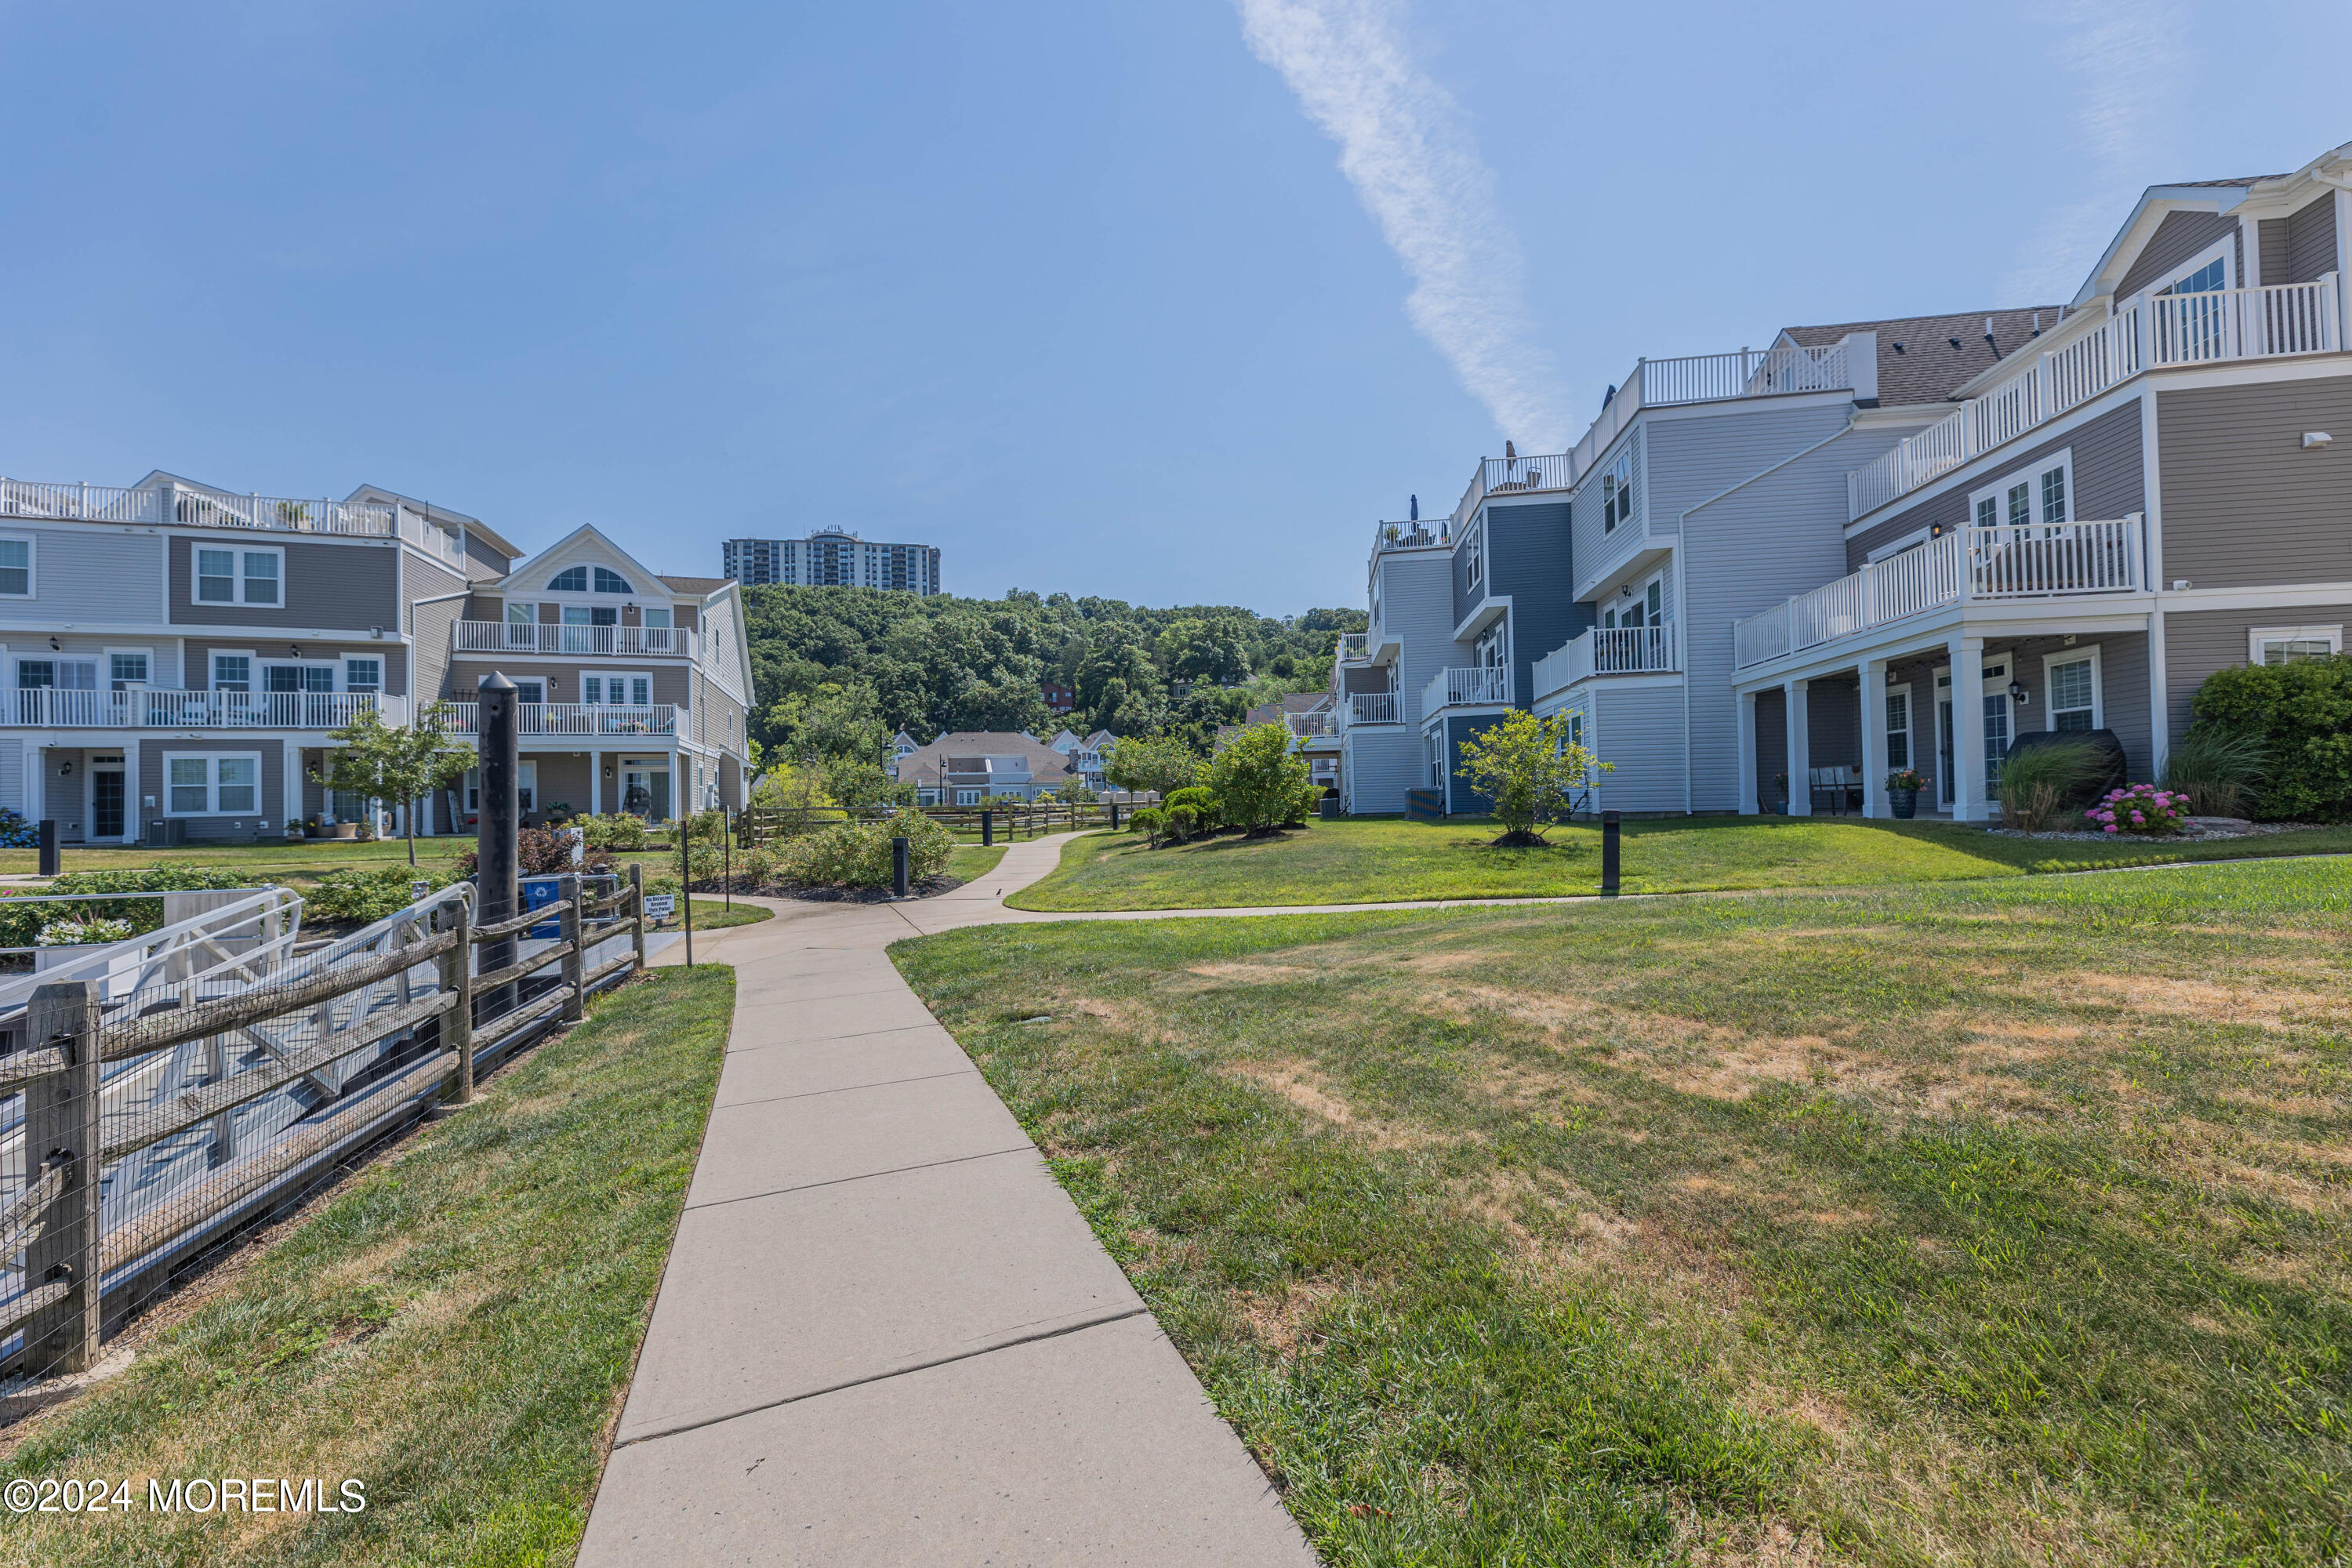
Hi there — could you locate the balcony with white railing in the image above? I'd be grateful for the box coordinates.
[1733,517,2145,670]
[0,477,466,565]
[1372,517,1453,554]
[1849,275,2341,519]
[0,689,405,730]
[1530,625,1677,696]
[1421,665,1513,716]
[1337,631,1370,661]
[453,622,701,659]
[1345,691,1401,727]
[444,702,678,738]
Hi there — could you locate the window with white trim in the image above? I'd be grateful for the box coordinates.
[194,546,283,605]
[1464,522,1483,597]
[464,763,538,814]
[547,566,590,591]
[2042,647,2103,731]
[0,536,31,597]
[1971,450,2071,533]
[582,671,653,706]
[166,753,261,816]
[1886,684,1912,769]
[343,657,382,694]
[594,567,633,593]
[212,653,252,692]
[263,662,335,694]
[16,658,95,691]
[1599,451,1635,533]
[108,652,150,689]
[2160,241,2233,296]
[2249,625,2342,665]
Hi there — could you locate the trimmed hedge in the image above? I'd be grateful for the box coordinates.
[2189,655,2352,821]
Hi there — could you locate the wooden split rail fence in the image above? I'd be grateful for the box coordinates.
[0,866,652,1382]
[738,800,1120,848]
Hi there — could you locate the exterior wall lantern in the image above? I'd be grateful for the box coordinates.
[2008,678,2028,706]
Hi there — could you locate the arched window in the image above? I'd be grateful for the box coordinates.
[547,566,588,592]
[594,567,634,593]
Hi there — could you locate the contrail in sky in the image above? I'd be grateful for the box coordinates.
[2006,0,2190,303]
[1236,0,1571,451]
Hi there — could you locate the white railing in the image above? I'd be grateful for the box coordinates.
[1347,691,1400,726]
[1336,632,1370,661]
[445,702,677,737]
[1373,517,1452,553]
[1286,711,1339,739]
[1533,626,1677,695]
[1423,665,1512,713]
[1732,517,2144,668]
[0,690,402,729]
[1450,453,1577,525]
[1849,276,2339,518]
[454,621,700,659]
[0,478,465,564]
[1559,341,1857,510]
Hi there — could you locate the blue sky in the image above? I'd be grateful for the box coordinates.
[3,2,2346,614]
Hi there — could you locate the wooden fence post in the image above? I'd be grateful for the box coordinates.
[25,981,101,1374]
[559,873,584,1023]
[629,862,646,975]
[446,895,475,1105]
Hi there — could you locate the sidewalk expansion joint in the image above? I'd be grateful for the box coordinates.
[724,1020,942,1055]
[609,1305,1152,1453]
[681,1145,1036,1214]
[717,1068,976,1110]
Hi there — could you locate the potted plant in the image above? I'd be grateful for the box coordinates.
[1885,768,1929,818]
[1769,773,1789,815]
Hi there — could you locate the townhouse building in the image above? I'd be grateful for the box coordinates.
[0,471,752,843]
[895,731,1080,804]
[1338,138,2350,824]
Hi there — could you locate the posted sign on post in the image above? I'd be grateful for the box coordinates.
[644,893,677,923]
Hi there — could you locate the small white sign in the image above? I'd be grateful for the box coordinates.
[644,894,677,920]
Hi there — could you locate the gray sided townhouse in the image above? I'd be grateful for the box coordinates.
[1733,142,2351,822]
[1339,139,2350,822]
[0,470,751,843]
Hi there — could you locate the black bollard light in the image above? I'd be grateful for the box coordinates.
[1600,809,1621,896]
[892,834,910,898]
[981,809,993,848]
[37,818,58,878]
[477,673,521,1019]
[1109,800,1120,831]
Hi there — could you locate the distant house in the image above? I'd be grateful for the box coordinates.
[891,729,920,765]
[894,731,1082,804]
[1040,681,1075,715]
[1238,691,1341,792]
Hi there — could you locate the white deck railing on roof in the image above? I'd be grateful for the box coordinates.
[1848,276,2340,518]
[0,478,463,564]
[1733,517,2144,668]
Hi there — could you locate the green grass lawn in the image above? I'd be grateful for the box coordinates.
[662,898,771,931]
[895,859,2352,1565]
[1007,815,2352,910]
[946,843,1009,884]
[0,966,732,1566]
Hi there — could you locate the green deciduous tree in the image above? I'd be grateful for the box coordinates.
[1103,732,1202,798]
[1203,722,1308,837]
[314,702,474,866]
[1454,710,1609,847]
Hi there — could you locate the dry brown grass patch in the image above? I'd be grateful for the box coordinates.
[1225,1058,1454,1151]
[2056,969,2351,1029]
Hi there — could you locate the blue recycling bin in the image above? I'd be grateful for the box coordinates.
[521,876,564,939]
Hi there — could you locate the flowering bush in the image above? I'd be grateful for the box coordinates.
[2085,784,2189,837]
[0,809,37,849]
[37,917,136,946]
[1885,769,1930,793]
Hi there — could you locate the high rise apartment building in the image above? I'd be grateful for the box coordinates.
[722,529,942,593]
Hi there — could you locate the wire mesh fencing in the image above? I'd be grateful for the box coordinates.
[0,866,648,1390]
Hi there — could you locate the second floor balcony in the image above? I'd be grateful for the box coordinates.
[1344,691,1400,727]
[0,689,402,730]
[1336,631,1370,661]
[444,702,678,739]
[1423,665,1512,715]
[1733,517,2145,669]
[455,622,700,659]
[1530,626,1678,696]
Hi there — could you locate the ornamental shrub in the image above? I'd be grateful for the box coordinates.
[1161,804,1200,843]
[0,866,255,948]
[1127,807,1167,838]
[2188,655,2352,821]
[1997,738,2105,830]
[0,809,38,848]
[2161,726,2267,816]
[1162,786,1218,832]
[774,812,954,887]
[456,829,615,877]
[2084,783,2189,836]
[37,917,135,946]
[1203,724,1309,836]
[304,864,455,926]
[579,812,649,850]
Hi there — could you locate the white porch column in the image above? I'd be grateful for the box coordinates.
[1947,633,1985,822]
[1735,691,1759,815]
[121,739,140,842]
[1784,678,1811,816]
[29,746,45,826]
[590,748,602,815]
[285,744,307,832]
[666,747,679,823]
[1858,659,1887,818]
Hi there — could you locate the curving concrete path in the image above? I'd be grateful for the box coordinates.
[579,834,1321,1567]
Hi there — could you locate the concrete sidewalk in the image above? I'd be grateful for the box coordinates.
[579,834,1317,1566]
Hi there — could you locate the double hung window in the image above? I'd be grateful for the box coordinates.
[343,658,382,694]
[167,753,260,816]
[1599,452,1635,533]
[195,546,282,605]
[1970,452,2071,535]
[109,653,149,690]
[2249,625,2342,665]
[0,537,31,597]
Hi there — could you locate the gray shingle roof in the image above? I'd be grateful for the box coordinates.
[1782,308,2069,408]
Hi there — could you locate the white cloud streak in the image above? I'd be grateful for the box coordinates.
[2005,0,2190,303]
[1236,0,1570,450]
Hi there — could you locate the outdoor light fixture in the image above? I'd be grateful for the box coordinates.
[59,761,72,776]
[289,644,301,658]
[48,637,59,651]
[2009,678,2028,706]
[2305,431,2335,448]
[1886,670,1900,685]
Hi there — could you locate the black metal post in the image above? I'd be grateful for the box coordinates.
[477,673,521,1019]
[723,826,731,911]
[981,809,993,848]
[681,830,695,969]
[1109,800,1120,831]
[37,818,58,878]
[892,835,910,898]
[1601,809,1621,896]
